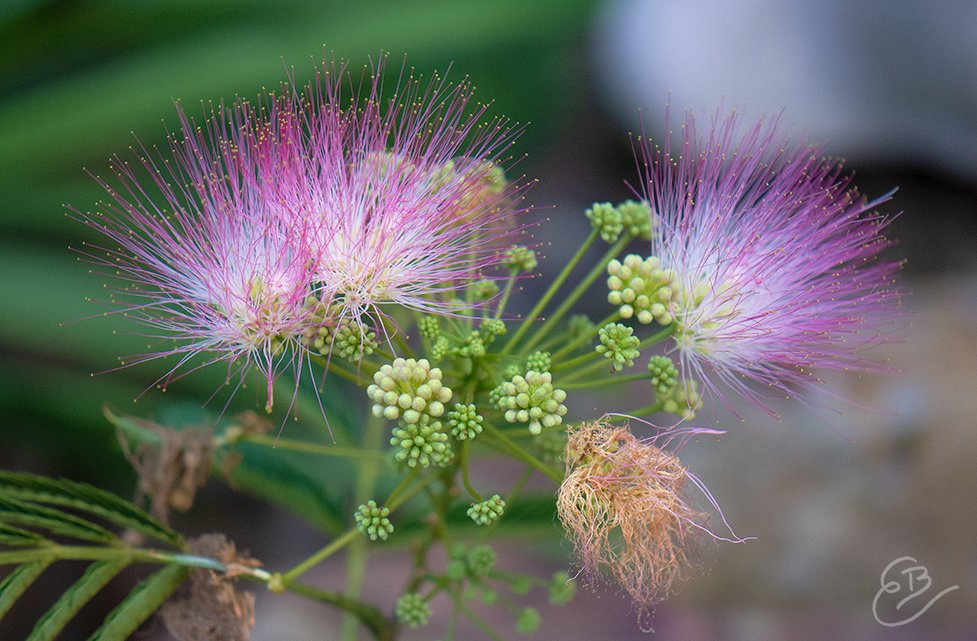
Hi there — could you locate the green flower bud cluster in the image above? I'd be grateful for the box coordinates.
[431,335,451,361]
[647,355,679,395]
[418,316,441,341]
[472,279,500,301]
[617,199,656,240]
[459,330,486,358]
[586,200,656,243]
[323,323,377,361]
[467,544,497,577]
[502,363,522,379]
[660,380,702,421]
[568,313,595,340]
[395,593,432,628]
[526,350,551,374]
[585,202,624,243]
[493,371,568,435]
[481,318,507,338]
[595,323,641,372]
[504,245,538,273]
[547,571,577,605]
[367,358,452,423]
[467,494,506,524]
[447,403,483,440]
[516,608,542,634]
[354,500,394,541]
[390,415,452,468]
[607,254,680,325]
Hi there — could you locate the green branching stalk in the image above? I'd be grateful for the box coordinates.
[279,528,361,585]
[480,424,563,484]
[236,434,386,461]
[521,232,634,354]
[549,310,622,362]
[500,227,601,356]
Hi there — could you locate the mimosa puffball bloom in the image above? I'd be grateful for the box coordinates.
[612,107,904,415]
[74,55,528,412]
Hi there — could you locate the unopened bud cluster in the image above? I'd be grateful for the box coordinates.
[447,403,483,440]
[467,494,506,524]
[395,593,432,628]
[504,245,538,273]
[354,500,394,541]
[595,323,641,372]
[390,415,452,468]
[607,254,681,326]
[492,371,568,435]
[647,355,679,395]
[586,200,656,243]
[367,358,452,423]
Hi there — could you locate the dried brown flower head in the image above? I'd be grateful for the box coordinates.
[557,419,736,615]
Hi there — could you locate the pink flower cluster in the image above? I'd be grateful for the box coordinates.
[75,57,527,412]
[636,108,904,415]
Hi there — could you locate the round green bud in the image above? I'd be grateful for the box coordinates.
[447,403,483,440]
[418,316,442,341]
[595,323,641,372]
[354,500,394,541]
[548,571,577,605]
[395,593,432,628]
[467,545,497,577]
[467,494,506,525]
[585,201,623,243]
[516,608,541,634]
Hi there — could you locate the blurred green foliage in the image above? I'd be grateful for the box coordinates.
[0,0,599,494]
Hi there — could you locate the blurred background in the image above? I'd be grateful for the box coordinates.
[1,0,975,639]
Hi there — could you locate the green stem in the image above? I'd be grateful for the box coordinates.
[383,467,421,508]
[560,372,650,390]
[281,580,395,641]
[386,469,440,511]
[280,527,360,585]
[459,600,507,641]
[521,232,633,354]
[308,354,375,385]
[476,464,533,545]
[500,228,600,356]
[627,401,665,417]
[551,349,598,373]
[480,424,563,484]
[237,434,386,460]
[342,413,387,641]
[459,440,482,502]
[549,310,622,362]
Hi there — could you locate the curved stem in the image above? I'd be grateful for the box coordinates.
[459,440,482,502]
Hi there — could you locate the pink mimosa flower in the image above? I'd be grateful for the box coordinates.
[261,57,529,330]
[75,56,528,412]
[614,108,904,416]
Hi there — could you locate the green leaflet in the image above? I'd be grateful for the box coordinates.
[0,496,117,544]
[0,557,56,622]
[26,556,132,641]
[86,563,192,641]
[0,471,182,548]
